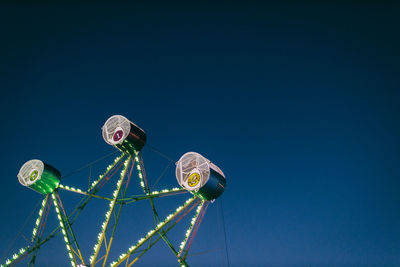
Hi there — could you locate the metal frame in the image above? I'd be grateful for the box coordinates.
[2,151,209,267]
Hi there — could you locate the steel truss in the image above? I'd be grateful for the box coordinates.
[2,152,208,267]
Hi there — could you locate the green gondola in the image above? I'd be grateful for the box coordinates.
[102,115,146,155]
[17,159,60,194]
[176,152,226,200]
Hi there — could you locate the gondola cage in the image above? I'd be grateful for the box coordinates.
[102,115,147,155]
[17,160,61,195]
[176,152,226,200]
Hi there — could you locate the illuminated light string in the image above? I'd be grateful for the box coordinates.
[178,201,205,255]
[134,152,147,192]
[58,184,116,203]
[89,157,131,265]
[148,187,182,195]
[88,154,125,192]
[0,246,29,267]
[31,196,48,241]
[109,196,197,267]
[57,154,126,201]
[2,152,194,267]
[51,193,77,267]
[119,187,186,205]
[2,148,215,266]
[58,184,84,194]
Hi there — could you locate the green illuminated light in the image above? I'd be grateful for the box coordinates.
[109,196,197,267]
[90,157,131,265]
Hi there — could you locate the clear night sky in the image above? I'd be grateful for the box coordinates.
[1,2,399,267]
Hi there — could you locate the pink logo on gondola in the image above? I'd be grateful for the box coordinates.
[113,130,124,142]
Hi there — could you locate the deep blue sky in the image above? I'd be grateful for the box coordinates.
[1,2,399,266]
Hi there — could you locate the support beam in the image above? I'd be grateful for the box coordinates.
[51,192,77,267]
[134,153,181,261]
[88,154,126,192]
[55,191,85,265]
[90,156,131,266]
[119,188,187,204]
[178,201,206,257]
[31,196,49,242]
[183,201,209,260]
[102,157,135,267]
[109,196,199,267]
[1,246,29,267]
[58,185,115,201]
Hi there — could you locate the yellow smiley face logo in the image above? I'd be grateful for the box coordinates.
[187,173,200,187]
[30,170,38,181]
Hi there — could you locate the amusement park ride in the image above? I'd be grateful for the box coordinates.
[1,115,227,267]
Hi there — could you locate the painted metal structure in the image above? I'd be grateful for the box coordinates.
[1,115,225,267]
[102,115,146,154]
[17,160,61,195]
[176,152,226,200]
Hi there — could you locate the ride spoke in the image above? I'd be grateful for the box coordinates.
[178,200,206,257]
[51,192,78,267]
[58,185,115,201]
[109,196,199,267]
[118,188,187,204]
[102,157,135,267]
[31,196,49,242]
[89,156,131,266]
[183,201,209,260]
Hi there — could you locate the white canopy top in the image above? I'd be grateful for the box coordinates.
[18,159,44,186]
[102,115,132,145]
[175,152,224,191]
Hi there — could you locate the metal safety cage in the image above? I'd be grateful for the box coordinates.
[102,115,146,155]
[176,152,226,200]
[17,159,61,195]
